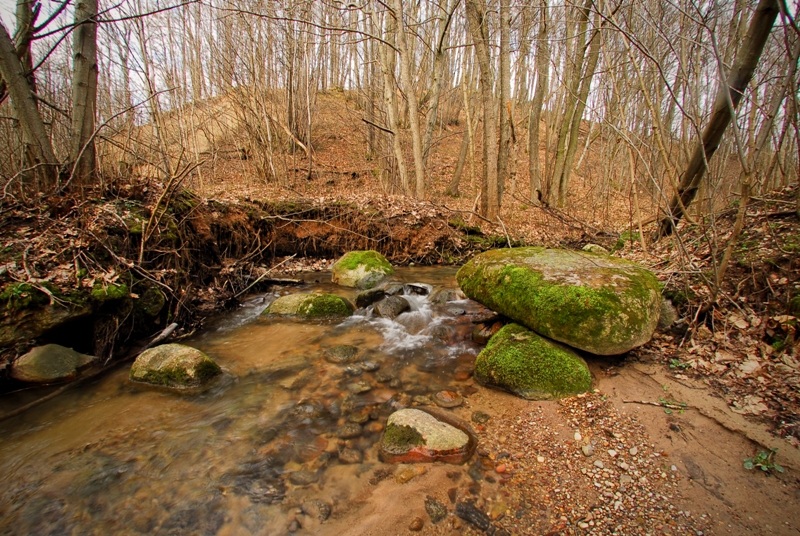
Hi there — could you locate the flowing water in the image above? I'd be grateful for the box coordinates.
[0,267,489,535]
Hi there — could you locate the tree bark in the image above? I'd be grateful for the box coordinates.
[529,0,549,202]
[497,0,511,201]
[0,20,57,189]
[391,0,427,198]
[466,0,499,219]
[655,0,781,239]
[70,0,99,186]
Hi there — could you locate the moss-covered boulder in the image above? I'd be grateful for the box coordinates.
[379,408,475,464]
[474,323,591,400]
[456,247,661,355]
[331,250,394,289]
[130,343,221,388]
[262,293,354,319]
[10,344,97,383]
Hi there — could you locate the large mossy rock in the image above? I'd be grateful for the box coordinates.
[475,323,591,400]
[331,250,394,289]
[130,343,221,388]
[262,293,354,318]
[456,247,661,355]
[10,344,97,383]
[379,408,475,464]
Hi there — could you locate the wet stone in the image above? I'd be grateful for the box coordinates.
[324,345,359,364]
[425,496,448,524]
[343,365,363,377]
[288,470,319,486]
[347,381,371,394]
[434,390,463,408]
[347,411,370,424]
[375,370,395,383]
[404,283,431,296]
[455,502,491,531]
[409,517,424,531]
[336,423,362,439]
[412,395,432,405]
[471,411,491,424]
[338,448,363,464]
[374,296,411,319]
[359,361,380,372]
[388,378,402,389]
[355,288,386,309]
[454,365,473,381]
[301,500,332,522]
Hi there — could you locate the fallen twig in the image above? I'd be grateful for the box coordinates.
[623,399,693,410]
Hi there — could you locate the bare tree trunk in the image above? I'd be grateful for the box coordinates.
[422,0,456,164]
[466,0,499,219]
[655,0,781,239]
[0,20,57,189]
[70,0,99,187]
[378,14,409,194]
[529,0,549,202]
[497,0,511,201]
[391,0,427,198]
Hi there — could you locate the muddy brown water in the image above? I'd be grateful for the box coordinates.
[2,267,800,536]
[0,267,488,535]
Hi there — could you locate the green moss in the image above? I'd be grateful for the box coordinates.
[612,230,641,252]
[169,189,200,214]
[383,423,424,449]
[789,296,800,316]
[336,250,393,273]
[0,283,53,310]
[138,287,166,316]
[448,217,482,235]
[298,294,354,317]
[91,282,129,302]
[475,323,591,399]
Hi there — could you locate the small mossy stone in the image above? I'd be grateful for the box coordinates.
[297,294,354,318]
[324,345,359,364]
[263,293,354,318]
[130,343,221,389]
[474,323,592,400]
[456,247,661,355]
[331,251,394,289]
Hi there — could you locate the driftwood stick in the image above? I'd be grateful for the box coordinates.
[623,399,692,410]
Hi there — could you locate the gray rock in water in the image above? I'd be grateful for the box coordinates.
[338,447,363,464]
[336,423,363,439]
[355,288,386,309]
[346,381,371,394]
[130,343,221,388]
[374,296,410,319]
[425,496,447,524]
[455,502,490,531]
[404,283,431,296]
[301,500,332,522]
[256,355,310,380]
[324,345,359,364]
[457,247,661,355]
[11,344,97,383]
[288,470,318,486]
[429,288,466,305]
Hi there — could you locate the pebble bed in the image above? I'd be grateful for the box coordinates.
[416,391,713,536]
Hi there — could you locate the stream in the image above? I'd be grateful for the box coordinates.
[0,267,490,535]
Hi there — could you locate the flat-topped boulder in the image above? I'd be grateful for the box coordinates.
[262,293,354,319]
[331,250,394,289]
[130,343,221,388]
[475,323,591,400]
[456,247,662,355]
[379,408,475,464]
[11,344,97,383]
